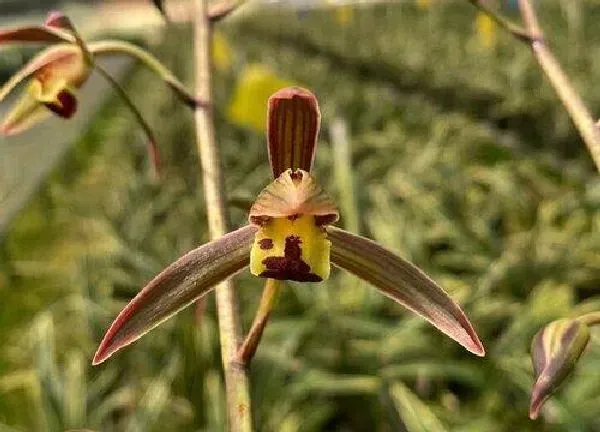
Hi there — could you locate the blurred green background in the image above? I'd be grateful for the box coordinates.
[1,1,600,431]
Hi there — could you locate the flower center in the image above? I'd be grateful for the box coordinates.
[250,214,330,282]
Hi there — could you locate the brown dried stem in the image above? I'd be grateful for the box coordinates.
[193,0,253,430]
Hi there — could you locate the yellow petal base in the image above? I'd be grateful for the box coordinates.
[250,215,330,282]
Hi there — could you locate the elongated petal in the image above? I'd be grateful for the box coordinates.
[93,225,258,365]
[268,87,320,177]
[1,85,51,135]
[249,169,339,225]
[529,319,590,419]
[0,26,74,44]
[327,226,485,356]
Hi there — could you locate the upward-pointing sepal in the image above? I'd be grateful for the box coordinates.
[267,87,321,178]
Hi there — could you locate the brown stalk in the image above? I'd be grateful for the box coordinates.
[193,0,253,430]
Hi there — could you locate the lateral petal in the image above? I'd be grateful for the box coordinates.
[327,226,485,357]
[93,225,258,365]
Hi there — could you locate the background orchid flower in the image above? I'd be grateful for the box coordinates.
[0,14,91,135]
[93,87,485,365]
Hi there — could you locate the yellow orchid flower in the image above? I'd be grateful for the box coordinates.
[93,87,485,365]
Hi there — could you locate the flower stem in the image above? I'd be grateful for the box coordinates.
[89,40,202,108]
[193,0,253,430]
[466,0,531,42]
[94,64,161,178]
[516,0,600,171]
[237,278,281,365]
[578,311,600,327]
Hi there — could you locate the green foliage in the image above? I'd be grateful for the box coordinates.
[2,2,600,431]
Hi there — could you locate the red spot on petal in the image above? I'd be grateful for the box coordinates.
[44,90,77,118]
[259,238,274,250]
[261,235,321,282]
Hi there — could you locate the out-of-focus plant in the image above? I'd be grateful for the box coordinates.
[466,0,600,170]
[464,0,600,421]
[0,11,199,176]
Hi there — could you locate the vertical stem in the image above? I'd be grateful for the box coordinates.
[517,0,600,171]
[193,1,253,430]
[237,279,281,365]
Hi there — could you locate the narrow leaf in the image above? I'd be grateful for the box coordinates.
[93,225,257,365]
[327,226,484,356]
[389,381,449,432]
[268,87,321,177]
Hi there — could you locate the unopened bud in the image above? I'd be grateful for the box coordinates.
[530,318,590,419]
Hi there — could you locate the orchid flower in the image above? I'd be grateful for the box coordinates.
[0,12,198,136]
[93,87,485,365]
[0,13,91,135]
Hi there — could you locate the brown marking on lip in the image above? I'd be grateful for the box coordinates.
[45,89,77,118]
[287,213,301,221]
[258,238,274,250]
[260,235,321,282]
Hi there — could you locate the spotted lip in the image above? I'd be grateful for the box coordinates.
[259,235,322,282]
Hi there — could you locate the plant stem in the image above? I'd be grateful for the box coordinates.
[193,0,253,430]
[466,0,531,42]
[517,0,600,171]
[94,64,161,178]
[89,40,201,108]
[237,278,281,365]
[578,311,600,327]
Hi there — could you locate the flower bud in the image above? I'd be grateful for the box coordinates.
[530,318,590,419]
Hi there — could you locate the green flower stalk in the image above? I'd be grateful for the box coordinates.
[93,87,485,365]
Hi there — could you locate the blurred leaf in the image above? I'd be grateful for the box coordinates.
[389,381,449,432]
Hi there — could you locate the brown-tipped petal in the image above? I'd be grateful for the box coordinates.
[0,44,82,103]
[249,169,339,225]
[529,319,590,419]
[267,87,321,177]
[0,25,74,44]
[327,226,485,356]
[93,225,258,365]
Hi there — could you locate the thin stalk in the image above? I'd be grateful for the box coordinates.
[94,64,161,178]
[466,0,531,42]
[193,0,253,430]
[578,311,600,327]
[517,0,600,170]
[89,40,201,108]
[237,279,281,365]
